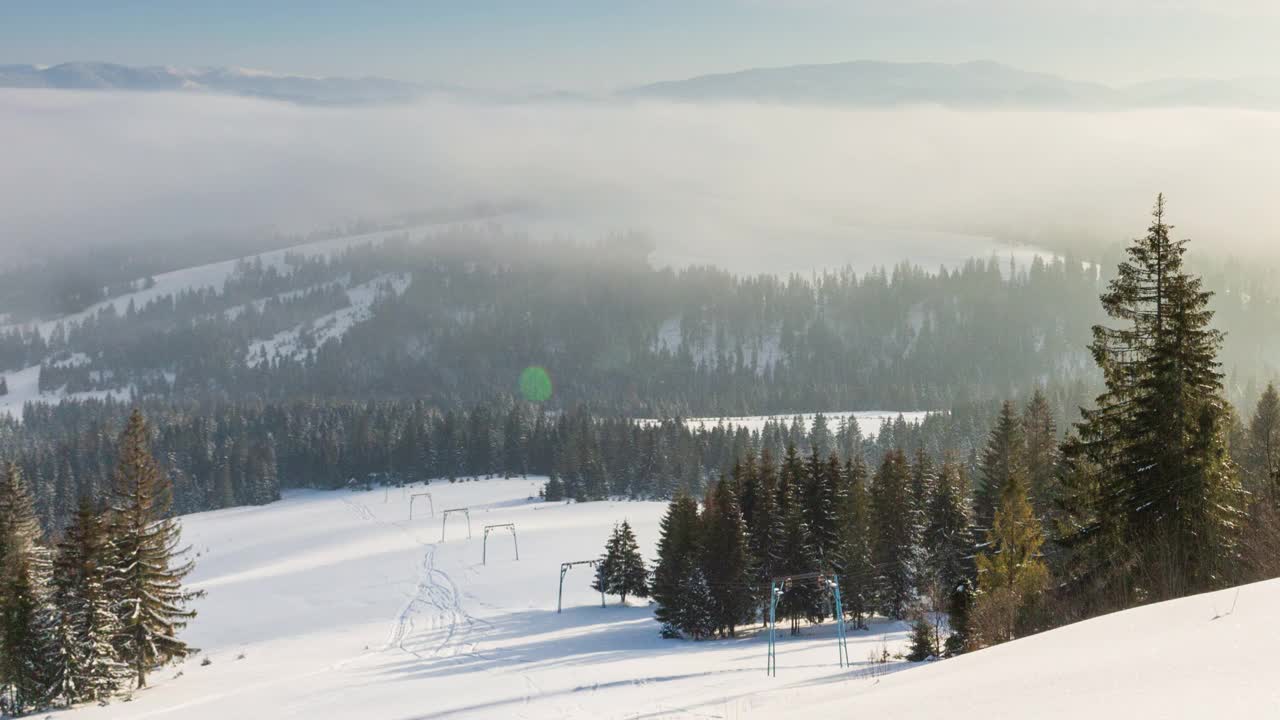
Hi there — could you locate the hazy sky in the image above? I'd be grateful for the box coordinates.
[6,1,1280,90]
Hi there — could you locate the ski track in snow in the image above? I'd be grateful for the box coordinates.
[341,496,492,663]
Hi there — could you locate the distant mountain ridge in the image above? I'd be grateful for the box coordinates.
[4,60,1280,109]
[0,62,458,105]
[627,59,1280,110]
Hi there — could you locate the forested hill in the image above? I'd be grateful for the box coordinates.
[2,227,1096,415]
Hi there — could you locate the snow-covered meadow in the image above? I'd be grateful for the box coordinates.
[48,478,911,719]
[47,477,1280,719]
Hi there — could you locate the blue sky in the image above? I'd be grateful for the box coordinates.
[4,1,1278,90]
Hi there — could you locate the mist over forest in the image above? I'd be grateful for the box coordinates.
[3,88,1280,273]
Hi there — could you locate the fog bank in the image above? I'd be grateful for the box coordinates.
[2,89,1277,266]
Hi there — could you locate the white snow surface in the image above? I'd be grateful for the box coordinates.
[5,224,436,339]
[638,410,936,438]
[0,364,130,419]
[246,273,411,365]
[49,479,913,719]
[48,478,1280,719]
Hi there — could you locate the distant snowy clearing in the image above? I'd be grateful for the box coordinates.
[637,411,937,437]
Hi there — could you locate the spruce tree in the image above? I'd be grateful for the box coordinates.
[870,449,916,618]
[593,521,649,604]
[837,456,874,628]
[700,479,754,637]
[972,465,1048,647]
[51,498,129,706]
[0,462,55,715]
[107,410,201,688]
[1060,196,1245,607]
[651,493,702,638]
[976,401,1026,533]
[1245,383,1280,507]
[1023,388,1058,519]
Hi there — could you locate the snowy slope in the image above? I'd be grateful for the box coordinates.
[741,580,1280,719]
[246,273,411,365]
[5,224,436,339]
[47,478,1280,719]
[49,479,911,720]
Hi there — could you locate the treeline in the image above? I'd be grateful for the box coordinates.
[645,198,1280,654]
[8,392,1033,534]
[0,410,200,716]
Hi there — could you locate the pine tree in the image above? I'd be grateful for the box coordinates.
[107,410,201,688]
[801,451,841,571]
[748,450,785,621]
[1245,383,1280,507]
[700,479,754,637]
[0,463,55,715]
[1023,389,1058,520]
[924,462,976,597]
[971,464,1048,647]
[651,493,703,638]
[976,401,1026,533]
[1060,196,1245,607]
[837,456,873,628]
[593,521,649,604]
[51,498,129,706]
[870,449,916,618]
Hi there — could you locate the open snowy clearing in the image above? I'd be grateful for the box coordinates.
[47,477,1280,719]
[638,411,936,437]
[48,478,912,719]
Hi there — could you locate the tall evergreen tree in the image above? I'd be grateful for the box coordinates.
[870,449,917,618]
[107,410,201,688]
[972,463,1048,647]
[651,493,703,638]
[1245,383,1280,507]
[1060,196,1245,608]
[51,498,129,706]
[0,463,55,715]
[837,456,874,628]
[593,521,649,604]
[700,479,754,636]
[976,401,1026,533]
[1023,388,1058,519]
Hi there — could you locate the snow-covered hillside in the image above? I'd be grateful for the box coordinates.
[47,478,1280,719]
[49,479,912,719]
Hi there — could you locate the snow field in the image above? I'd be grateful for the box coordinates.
[49,478,912,719]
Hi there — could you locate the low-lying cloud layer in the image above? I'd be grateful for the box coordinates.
[2,88,1278,268]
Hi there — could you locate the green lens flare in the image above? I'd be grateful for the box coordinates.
[519,366,552,403]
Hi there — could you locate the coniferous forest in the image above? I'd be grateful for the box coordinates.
[639,198,1280,655]
[3,198,1280,713]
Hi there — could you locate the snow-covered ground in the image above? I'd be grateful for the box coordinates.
[0,364,130,419]
[246,273,411,365]
[639,411,936,437]
[46,477,1280,719]
[49,478,912,719]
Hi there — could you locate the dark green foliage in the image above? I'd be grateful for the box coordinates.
[870,449,918,618]
[651,494,708,638]
[1022,389,1059,520]
[906,617,940,662]
[51,498,128,706]
[976,401,1026,533]
[107,410,202,688]
[1059,196,1245,610]
[592,521,649,604]
[0,463,55,715]
[700,479,755,637]
[837,456,873,628]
